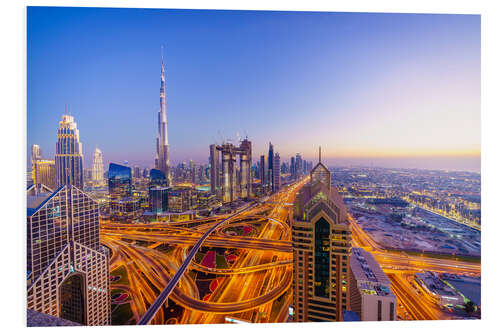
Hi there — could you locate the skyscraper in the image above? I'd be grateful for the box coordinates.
[27,184,111,325]
[33,159,56,190]
[268,142,274,190]
[260,155,268,194]
[55,115,84,189]
[272,152,281,193]
[292,147,352,322]
[155,48,171,185]
[212,139,252,203]
[108,163,132,199]
[31,144,42,171]
[133,166,141,179]
[295,153,303,178]
[91,147,104,186]
[290,156,296,179]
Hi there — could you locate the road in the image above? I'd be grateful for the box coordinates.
[137,200,259,324]
[102,175,480,324]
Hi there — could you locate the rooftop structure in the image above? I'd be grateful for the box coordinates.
[27,309,81,327]
[414,271,463,307]
[349,247,396,321]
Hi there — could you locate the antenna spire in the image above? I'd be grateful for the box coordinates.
[319,146,321,163]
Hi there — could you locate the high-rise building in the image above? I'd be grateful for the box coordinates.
[91,148,104,186]
[27,184,110,325]
[211,138,252,203]
[33,159,56,190]
[349,248,397,321]
[239,138,252,199]
[295,153,303,178]
[55,115,84,189]
[189,160,197,184]
[149,187,169,214]
[155,48,171,185]
[133,166,141,179]
[142,167,150,179]
[167,187,194,212]
[268,142,274,190]
[272,152,281,193]
[292,147,352,322]
[260,155,268,193]
[290,156,296,179]
[31,144,42,172]
[149,168,167,187]
[108,163,132,199]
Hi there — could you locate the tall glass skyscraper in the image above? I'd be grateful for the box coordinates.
[155,48,171,185]
[91,147,104,185]
[268,142,274,190]
[108,163,132,199]
[55,115,84,189]
[149,168,167,187]
[26,184,110,325]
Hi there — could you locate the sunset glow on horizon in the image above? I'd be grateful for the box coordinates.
[27,8,480,172]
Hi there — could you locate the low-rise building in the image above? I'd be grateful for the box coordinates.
[414,271,463,307]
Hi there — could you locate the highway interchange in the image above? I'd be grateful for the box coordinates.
[101,177,480,324]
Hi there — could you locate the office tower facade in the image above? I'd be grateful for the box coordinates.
[239,138,252,199]
[149,187,169,214]
[220,143,238,203]
[91,148,104,186]
[33,159,56,190]
[349,248,397,321]
[167,187,194,212]
[211,138,252,203]
[295,153,303,178]
[268,142,274,190]
[260,155,268,193]
[142,167,150,179]
[155,49,171,185]
[272,152,281,193]
[55,115,84,189]
[292,148,352,322]
[27,184,110,325]
[189,160,197,184]
[31,144,42,171]
[133,166,141,179]
[108,163,132,199]
[290,156,296,179]
[149,168,167,187]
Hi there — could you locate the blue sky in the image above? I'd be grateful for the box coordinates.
[27,7,480,171]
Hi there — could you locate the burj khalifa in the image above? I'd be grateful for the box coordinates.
[155,47,171,185]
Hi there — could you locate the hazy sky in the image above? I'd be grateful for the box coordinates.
[27,7,480,172]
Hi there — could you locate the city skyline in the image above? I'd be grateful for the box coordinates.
[27,7,480,172]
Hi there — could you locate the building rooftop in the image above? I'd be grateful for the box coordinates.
[415,271,458,298]
[351,247,391,286]
[27,309,81,327]
[26,185,61,217]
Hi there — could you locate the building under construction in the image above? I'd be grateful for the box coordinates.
[209,138,252,203]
